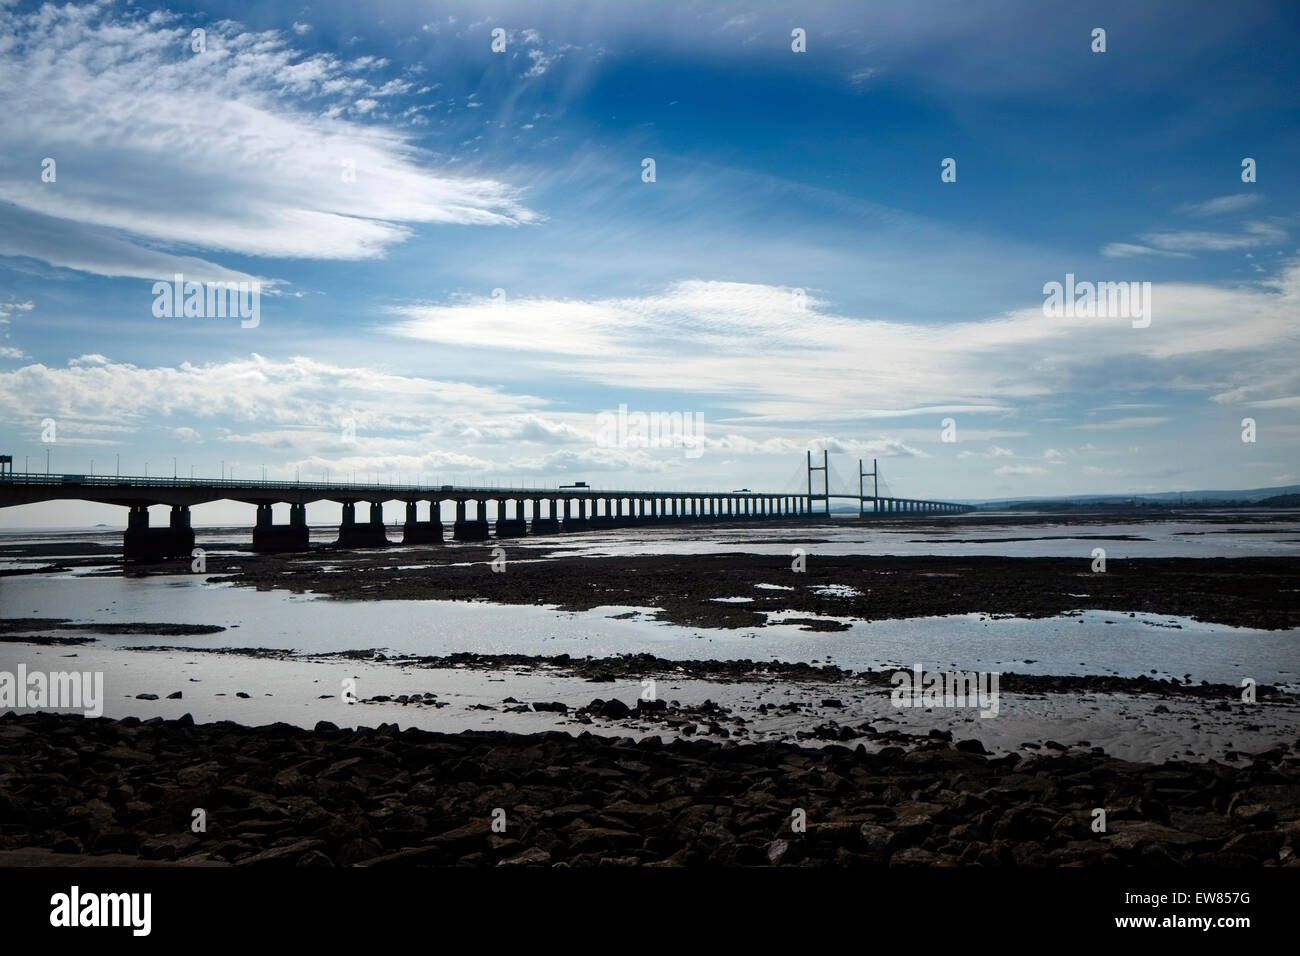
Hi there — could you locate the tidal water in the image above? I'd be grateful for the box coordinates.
[1,517,1297,690]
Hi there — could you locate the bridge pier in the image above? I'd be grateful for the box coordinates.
[403,500,444,544]
[614,497,634,527]
[123,504,195,562]
[590,496,616,529]
[495,498,528,537]
[454,499,491,540]
[531,498,560,534]
[561,497,589,533]
[253,502,311,552]
[337,501,388,547]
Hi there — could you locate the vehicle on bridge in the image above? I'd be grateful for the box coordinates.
[560,481,589,489]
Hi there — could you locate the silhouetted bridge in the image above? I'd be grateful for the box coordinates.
[0,452,972,560]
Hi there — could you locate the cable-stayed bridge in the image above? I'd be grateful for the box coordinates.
[0,451,971,560]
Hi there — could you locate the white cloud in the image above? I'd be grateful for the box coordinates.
[0,3,537,282]
[385,263,1300,424]
[525,47,561,77]
[1138,221,1286,253]
[1075,417,1171,431]
[1101,242,1190,259]
[1175,194,1262,216]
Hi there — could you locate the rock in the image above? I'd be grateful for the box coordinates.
[566,826,641,853]
[1229,803,1277,828]
[598,699,631,719]
[858,824,894,851]
[1222,831,1283,860]
[135,694,159,701]
[166,691,183,700]
[955,739,988,755]
[234,838,326,866]
[892,802,946,836]
[1106,821,1205,852]
[890,847,940,865]
[3,709,1298,871]
[498,847,552,867]
[532,701,568,713]
[766,839,791,864]
[991,806,1058,842]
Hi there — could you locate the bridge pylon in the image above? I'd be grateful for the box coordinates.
[806,449,830,517]
[859,458,878,517]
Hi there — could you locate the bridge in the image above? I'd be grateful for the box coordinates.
[0,451,972,561]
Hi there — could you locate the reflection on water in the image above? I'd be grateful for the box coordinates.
[0,570,1295,690]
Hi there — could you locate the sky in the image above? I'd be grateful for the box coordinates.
[1,0,1298,527]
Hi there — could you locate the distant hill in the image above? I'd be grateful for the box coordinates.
[970,484,1300,510]
[1253,493,1300,508]
[825,484,1300,513]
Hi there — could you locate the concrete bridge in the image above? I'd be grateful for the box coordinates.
[0,455,973,561]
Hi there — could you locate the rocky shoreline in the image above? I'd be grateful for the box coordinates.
[2,712,1297,867]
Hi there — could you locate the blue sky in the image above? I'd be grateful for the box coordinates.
[1,0,1298,526]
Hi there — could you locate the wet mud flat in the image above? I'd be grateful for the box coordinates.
[202,553,1300,631]
[1,712,1297,867]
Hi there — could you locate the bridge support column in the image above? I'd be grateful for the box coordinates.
[403,499,443,544]
[496,497,528,537]
[591,496,615,529]
[337,500,388,547]
[254,501,310,552]
[561,497,589,533]
[124,504,197,562]
[531,498,560,534]
[453,499,490,541]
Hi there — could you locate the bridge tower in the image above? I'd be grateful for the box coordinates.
[859,458,878,517]
[806,449,830,517]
